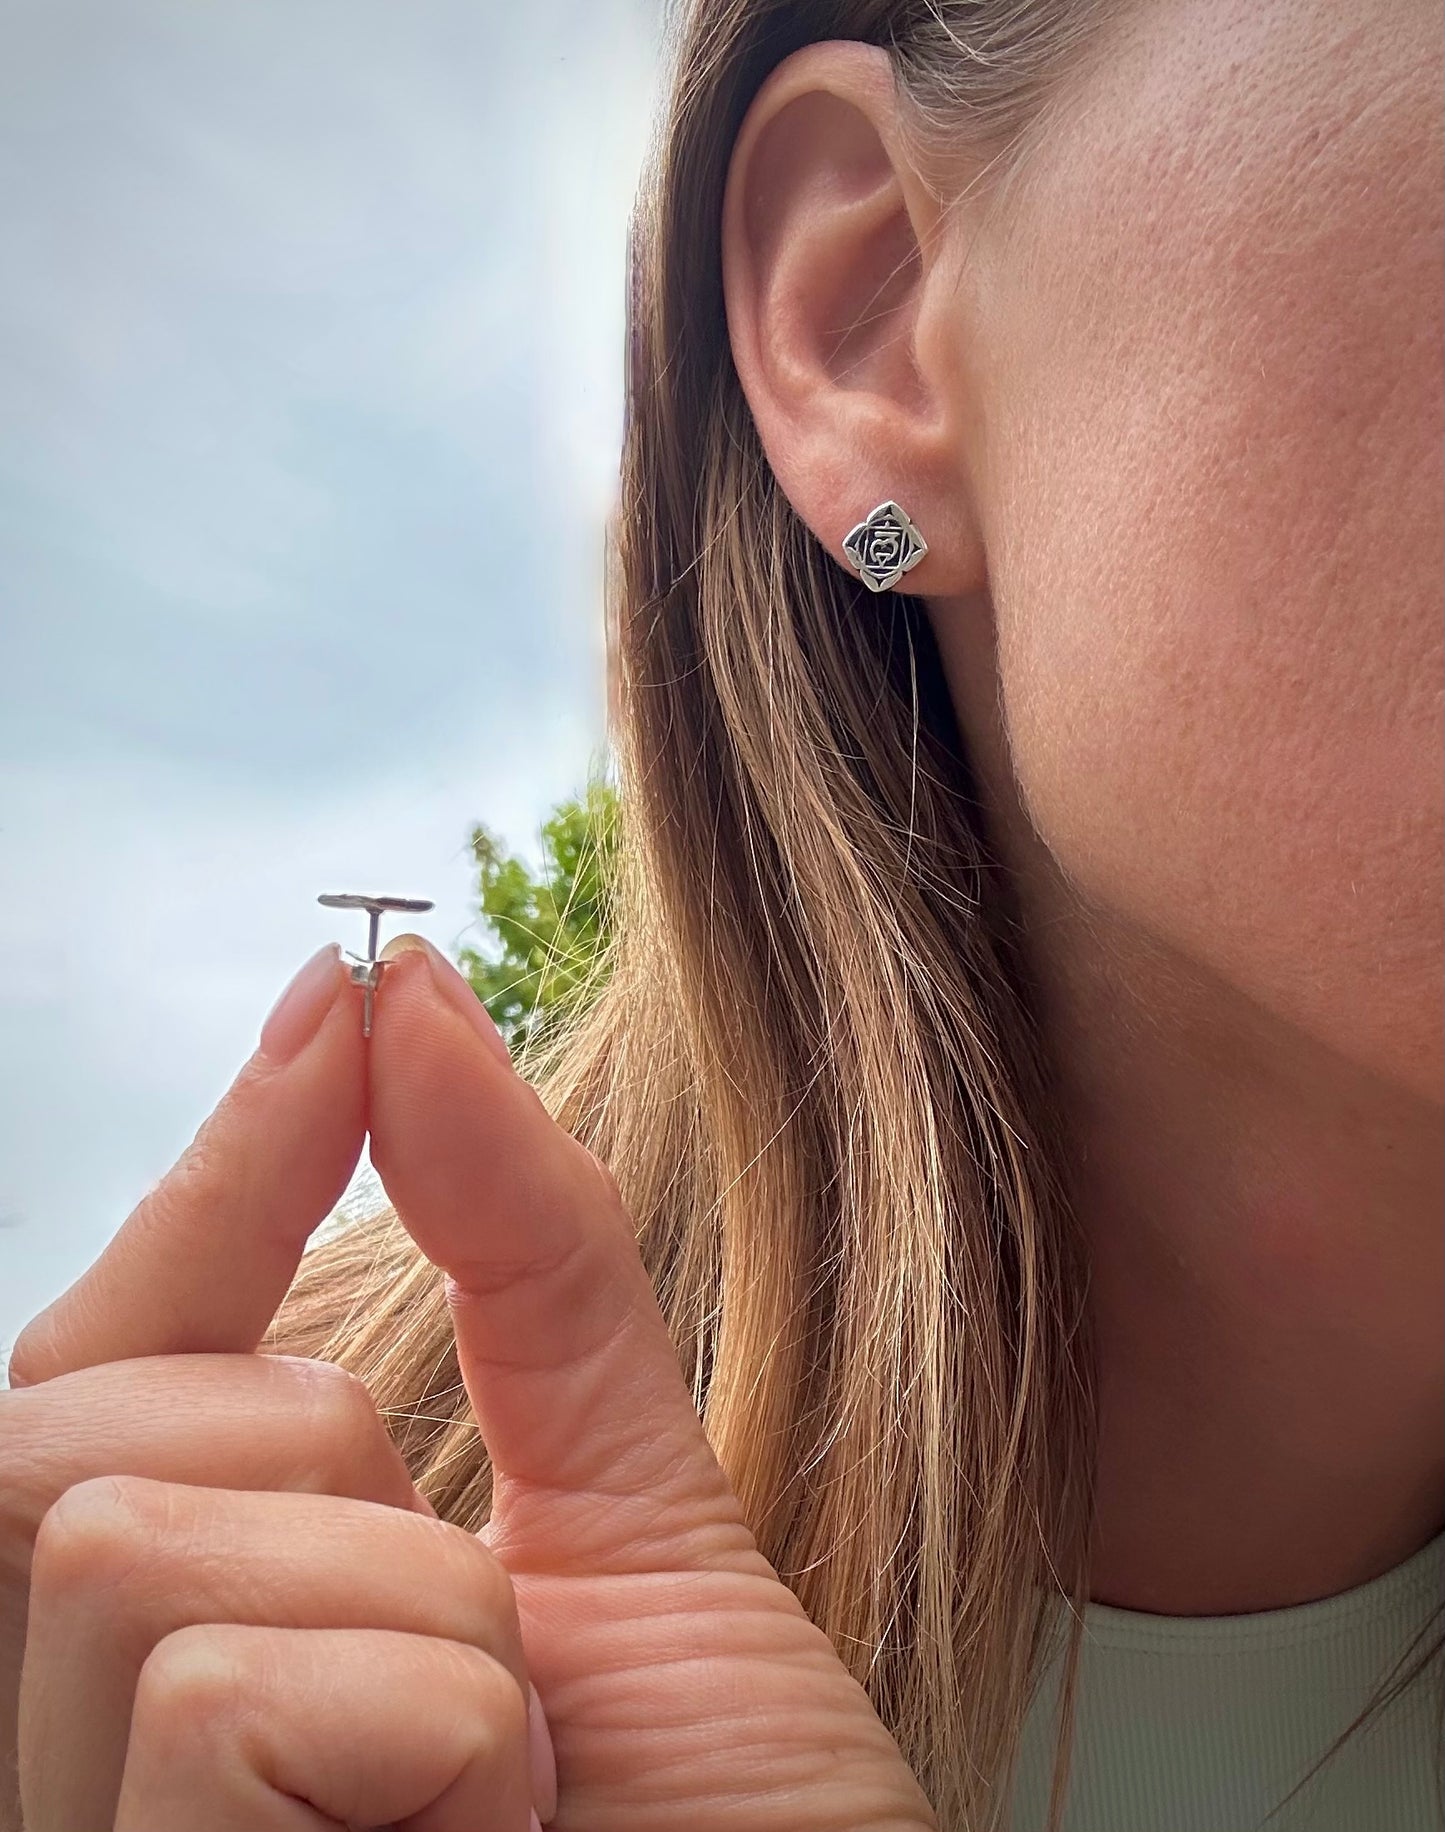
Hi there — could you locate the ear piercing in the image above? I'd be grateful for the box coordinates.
[841,500,928,593]
[318,893,436,1038]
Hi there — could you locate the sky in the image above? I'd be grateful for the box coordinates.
[0,0,666,1355]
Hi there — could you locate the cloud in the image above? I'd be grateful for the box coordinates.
[0,0,663,1348]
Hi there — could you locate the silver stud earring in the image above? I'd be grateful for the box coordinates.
[841,500,928,593]
[318,892,436,1037]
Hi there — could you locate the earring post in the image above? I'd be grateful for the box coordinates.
[317,893,436,1038]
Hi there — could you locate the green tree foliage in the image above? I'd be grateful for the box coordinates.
[456,773,620,1056]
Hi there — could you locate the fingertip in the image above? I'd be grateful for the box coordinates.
[377,931,431,965]
[257,944,345,1066]
[378,933,513,1068]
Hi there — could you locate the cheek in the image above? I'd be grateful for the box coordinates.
[976,6,1443,1094]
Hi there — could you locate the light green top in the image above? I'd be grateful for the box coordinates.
[1005,1527,1445,1831]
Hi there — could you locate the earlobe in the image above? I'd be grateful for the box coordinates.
[720,40,978,597]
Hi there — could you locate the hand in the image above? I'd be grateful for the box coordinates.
[5,930,941,1829]
[3,946,556,1829]
[356,933,939,1832]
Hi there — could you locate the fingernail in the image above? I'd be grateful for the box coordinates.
[526,1681,558,1825]
[378,933,512,1068]
[257,944,342,1065]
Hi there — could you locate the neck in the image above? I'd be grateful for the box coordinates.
[1046,902,1444,1614]
[937,610,1444,1616]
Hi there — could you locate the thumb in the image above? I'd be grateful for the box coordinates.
[366,935,756,1571]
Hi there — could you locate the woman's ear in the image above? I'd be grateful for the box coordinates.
[720,39,984,595]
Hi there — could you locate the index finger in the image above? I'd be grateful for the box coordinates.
[8,945,365,1386]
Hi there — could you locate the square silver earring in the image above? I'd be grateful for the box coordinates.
[841,500,928,593]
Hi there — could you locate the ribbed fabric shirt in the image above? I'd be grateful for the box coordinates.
[1005,1527,1445,1832]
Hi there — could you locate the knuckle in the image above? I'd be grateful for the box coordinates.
[297,1358,384,1445]
[257,1356,417,1505]
[161,1122,233,1213]
[7,1312,64,1389]
[129,1143,226,1263]
[32,1473,176,1602]
[124,1126,243,1273]
[423,1519,522,1647]
[578,1142,626,1217]
[132,1624,257,1748]
[440,1641,528,1751]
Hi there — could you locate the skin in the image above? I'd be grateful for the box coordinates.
[720,0,1443,1612]
[1,942,937,1830]
[3,2,1439,1819]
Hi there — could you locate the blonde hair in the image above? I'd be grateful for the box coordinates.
[267,4,1442,1827]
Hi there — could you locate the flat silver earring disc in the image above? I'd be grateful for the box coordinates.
[318,894,436,914]
[841,500,928,593]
